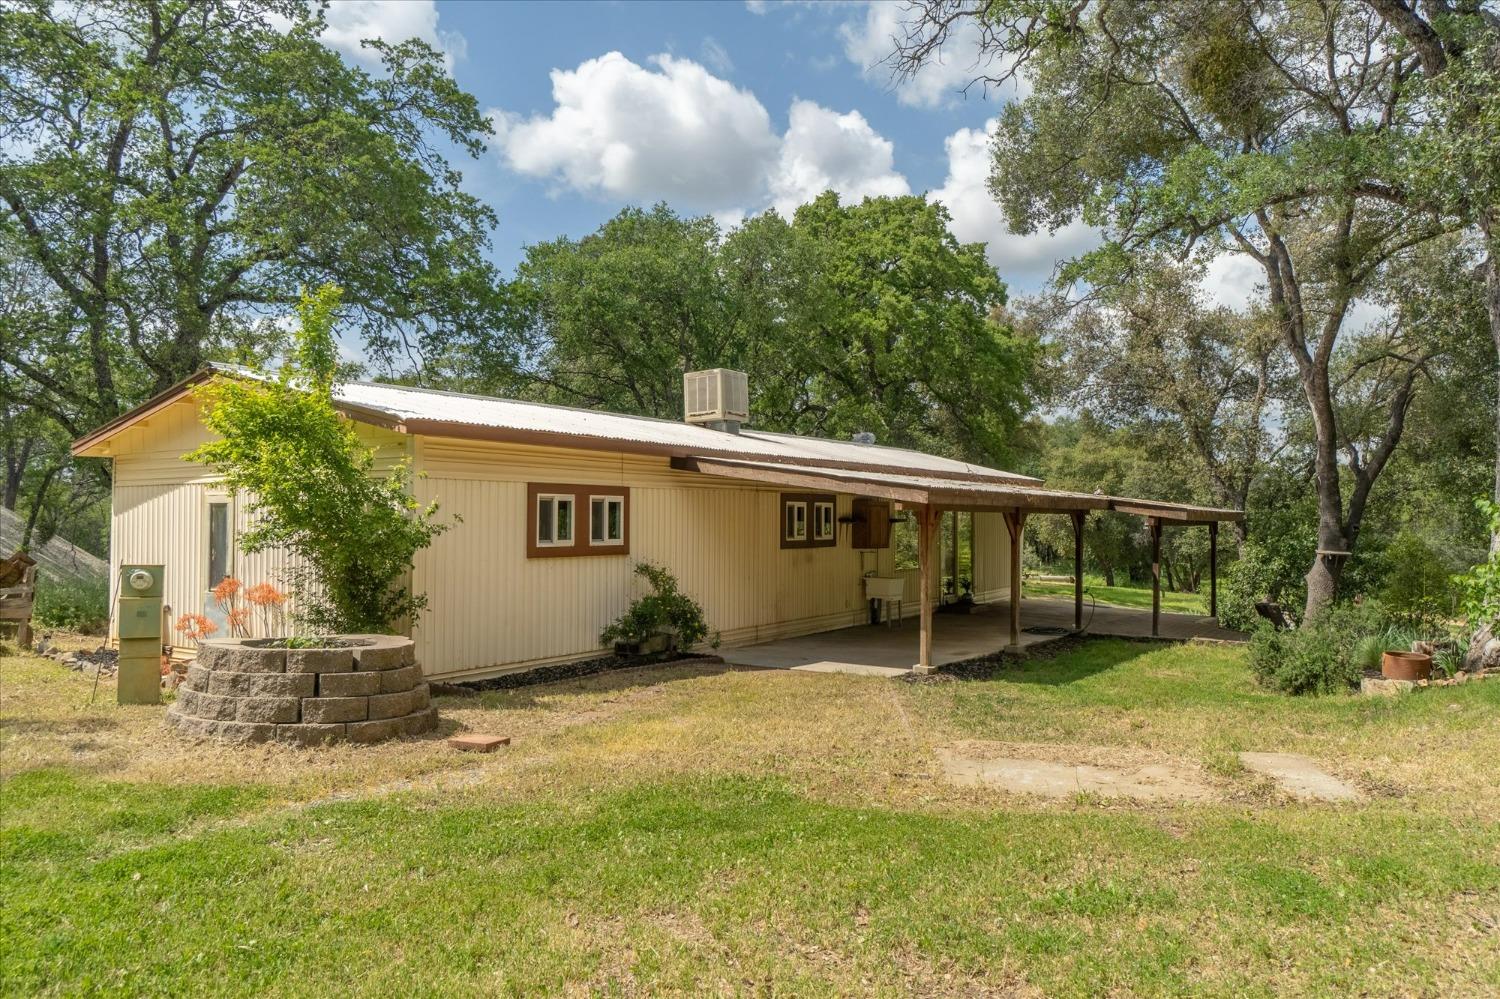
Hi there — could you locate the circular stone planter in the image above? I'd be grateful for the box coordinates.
[166,635,437,746]
[1382,649,1433,683]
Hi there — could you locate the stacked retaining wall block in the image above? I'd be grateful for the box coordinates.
[166,635,437,746]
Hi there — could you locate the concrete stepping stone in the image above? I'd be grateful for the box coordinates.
[937,749,1216,802]
[1238,751,1361,802]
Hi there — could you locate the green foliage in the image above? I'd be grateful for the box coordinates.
[493,197,1037,466]
[1352,625,1421,674]
[600,563,718,651]
[1378,531,1458,631]
[0,0,502,566]
[31,577,108,634]
[1182,10,1270,132]
[188,285,453,634]
[1456,499,1500,633]
[1247,603,1380,696]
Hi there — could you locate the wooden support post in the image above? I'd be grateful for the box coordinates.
[1004,509,1026,652]
[950,510,960,595]
[916,505,936,674]
[1071,510,1086,632]
[1149,516,1162,638]
[1209,521,1219,620]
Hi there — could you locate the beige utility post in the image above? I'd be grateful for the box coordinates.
[116,565,163,704]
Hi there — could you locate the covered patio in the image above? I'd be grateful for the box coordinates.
[674,455,1244,675]
[722,596,1246,676]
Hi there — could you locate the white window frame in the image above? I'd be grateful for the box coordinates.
[204,491,235,588]
[784,500,808,542]
[589,495,626,547]
[813,500,836,541]
[535,493,576,547]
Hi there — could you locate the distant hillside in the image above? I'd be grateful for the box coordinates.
[0,506,107,584]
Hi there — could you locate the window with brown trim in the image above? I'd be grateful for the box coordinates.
[528,483,630,557]
[781,493,837,549]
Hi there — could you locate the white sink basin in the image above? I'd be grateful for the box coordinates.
[863,576,906,601]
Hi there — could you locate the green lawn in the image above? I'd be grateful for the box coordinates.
[3,637,1498,997]
[1026,574,1209,615]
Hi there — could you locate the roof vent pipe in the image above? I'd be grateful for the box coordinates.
[683,368,749,433]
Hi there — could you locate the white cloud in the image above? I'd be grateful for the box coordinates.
[839,1,1020,109]
[319,0,466,69]
[494,52,913,220]
[770,100,909,215]
[700,37,734,74]
[1201,253,1265,312]
[493,53,779,214]
[745,0,769,13]
[929,120,1097,288]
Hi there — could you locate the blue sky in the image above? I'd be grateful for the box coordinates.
[317,0,1103,296]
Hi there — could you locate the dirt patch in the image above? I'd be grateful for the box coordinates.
[938,745,1217,802]
[1238,751,1362,802]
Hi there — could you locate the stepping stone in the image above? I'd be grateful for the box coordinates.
[448,733,510,753]
[1238,751,1361,801]
[937,749,1216,802]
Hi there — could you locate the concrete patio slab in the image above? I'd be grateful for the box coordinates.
[1239,751,1362,802]
[720,596,1243,676]
[937,747,1216,802]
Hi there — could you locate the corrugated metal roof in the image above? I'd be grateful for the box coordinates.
[71,364,1242,520]
[334,380,1043,485]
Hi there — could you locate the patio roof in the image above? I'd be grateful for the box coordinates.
[671,453,1241,677]
[669,455,1242,523]
[668,456,1113,512]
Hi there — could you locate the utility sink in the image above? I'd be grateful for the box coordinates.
[863,576,906,602]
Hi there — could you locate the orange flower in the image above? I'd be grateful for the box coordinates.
[174,613,218,645]
[245,582,286,606]
[227,606,251,637]
[212,576,242,605]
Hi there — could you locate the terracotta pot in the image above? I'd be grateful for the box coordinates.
[1382,650,1432,682]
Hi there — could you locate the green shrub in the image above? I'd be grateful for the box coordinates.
[1247,602,1379,695]
[1218,538,1307,631]
[1352,624,1421,672]
[1456,499,1500,635]
[32,577,109,634]
[600,562,718,650]
[1378,531,1458,631]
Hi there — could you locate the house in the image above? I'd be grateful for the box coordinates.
[71,367,1240,680]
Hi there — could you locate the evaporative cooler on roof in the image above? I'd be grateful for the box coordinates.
[683,369,750,427]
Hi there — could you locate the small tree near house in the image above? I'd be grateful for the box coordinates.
[189,284,454,635]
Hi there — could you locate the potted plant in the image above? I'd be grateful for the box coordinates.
[601,562,717,657]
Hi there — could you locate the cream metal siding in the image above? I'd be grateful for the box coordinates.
[106,398,410,644]
[410,435,898,678]
[99,397,1017,680]
[971,511,1013,604]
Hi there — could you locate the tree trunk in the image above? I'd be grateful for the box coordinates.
[1488,242,1500,556]
[20,464,58,550]
[1466,245,1500,672]
[3,436,33,510]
